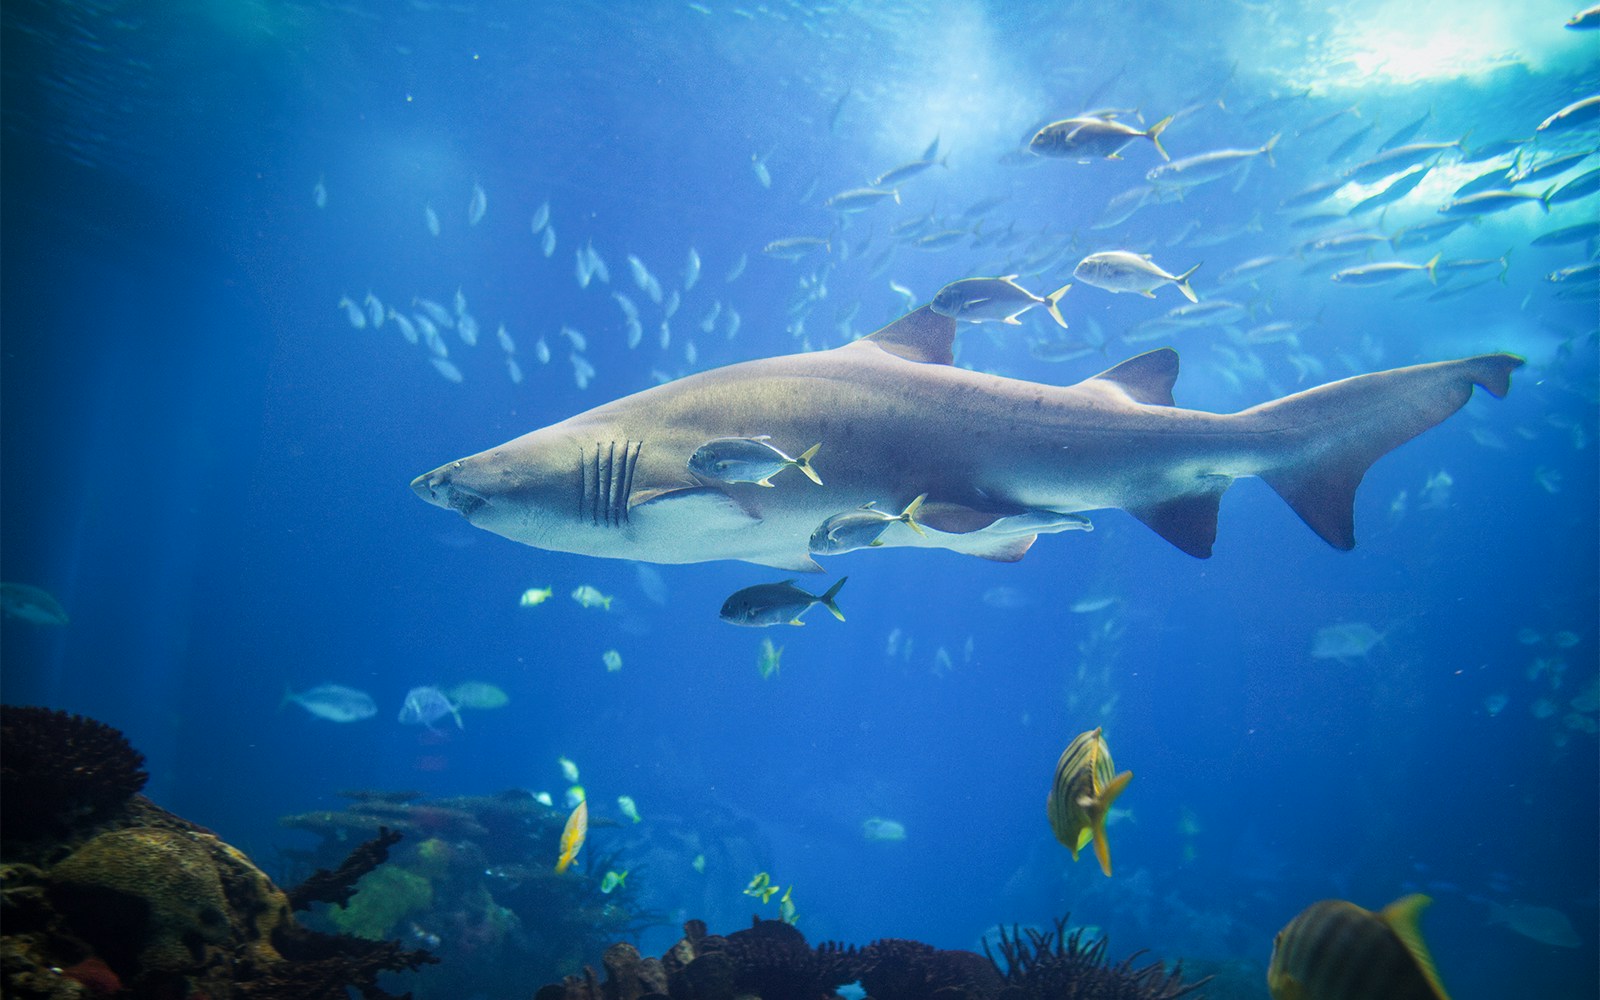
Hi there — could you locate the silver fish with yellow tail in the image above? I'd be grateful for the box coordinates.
[1046,727,1131,877]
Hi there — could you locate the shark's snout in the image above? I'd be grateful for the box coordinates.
[411,464,487,518]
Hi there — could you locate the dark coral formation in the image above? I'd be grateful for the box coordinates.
[0,709,433,1000]
[540,915,1207,1000]
[287,825,404,912]
[984,917,1210,1000]
[282,787,651,999]
[0,706,148,842]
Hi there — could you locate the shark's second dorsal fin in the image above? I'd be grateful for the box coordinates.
[1085,349,1179,406]
[863,305,958,365]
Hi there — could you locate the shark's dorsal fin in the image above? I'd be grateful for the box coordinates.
[1085,349,1179,406]
[863,305,958,365]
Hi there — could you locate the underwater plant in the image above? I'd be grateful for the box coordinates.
[539,914,1211,1000]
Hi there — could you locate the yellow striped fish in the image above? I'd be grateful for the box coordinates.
[554,799,588,874]
[1045,727,1132,877]
[1268,895,1450,1000]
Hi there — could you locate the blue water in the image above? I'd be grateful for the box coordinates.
[3,1,1596,996]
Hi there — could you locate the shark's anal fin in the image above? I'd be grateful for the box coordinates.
[863,305,959,365]
[1126,485,1227,558]
[1084,349,1178,406]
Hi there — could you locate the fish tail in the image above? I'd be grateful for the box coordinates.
[280,685,295,711]
[1498,247,1512,284]
[900,493,929,537]
[555,853,573,874]
[1244,354,1523,552]
[1146,115,1173,161]
[819,575,848,622]
[1174,263,1201,303]
[1045,283,1072,329]
[1425,253,1440,285]
[1089,770,1133,877]
[1262,132,1281,167]
[795,443,824,485]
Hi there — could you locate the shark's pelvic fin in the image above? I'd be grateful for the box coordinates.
[862,305,959,365]
[1127,485,1227,558]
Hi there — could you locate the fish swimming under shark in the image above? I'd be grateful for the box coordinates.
[411,306,1520,571]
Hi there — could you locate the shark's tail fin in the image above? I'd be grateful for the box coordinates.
[1247,353,1522,550]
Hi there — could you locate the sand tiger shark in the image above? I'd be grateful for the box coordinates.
[411,306,1520,570]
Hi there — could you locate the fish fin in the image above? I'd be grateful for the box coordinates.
[863,305,958,364]
[751,553,825,572]
[1002,315,1023,325]
[1083,348,1179,406]
[1140,289,1157,298]
[1126,486,1226,558]
[631,486,763,531]
[795,443,824,485]
[1174,262,1202,303]
[1253,354,1522,549]
[1146,114,1173,161]
[755,477,777,487]
[819,576,847,621]
[1045,283,1072,329]
[900,493,928,537]
[973,534,1038,561]
[1380,895,1451,1000]
[1072,826,1091,861]
[917,501,1014,534]
[1088,771,1131,877]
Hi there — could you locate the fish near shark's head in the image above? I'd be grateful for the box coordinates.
[411,422,643,554]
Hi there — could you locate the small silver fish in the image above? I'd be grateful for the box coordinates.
[720,577,847,627]
[931,275,1071,329]
[1030,115,1172,161]
[398,686,463,729]
[810,495,928,555]
[1074,251,1200,302]
[689,437,823,487]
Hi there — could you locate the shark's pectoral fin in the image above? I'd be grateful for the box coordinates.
[750,554,825,573]
[917,501,1021,534]
[630,486,761,529]
[1126,484,1229,558]
[972,534,1038,562]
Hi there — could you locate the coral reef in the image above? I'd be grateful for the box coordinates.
[0,706,148,842]
[983,917,1210,1000]
[281,787,653,999]
[286,826,403,912]
[539,915,1209,1000]
[0,706,434,1000]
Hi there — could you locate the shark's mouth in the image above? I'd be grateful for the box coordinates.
[578,440,642,527]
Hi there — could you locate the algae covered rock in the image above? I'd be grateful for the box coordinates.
[326,864,434,940]
[49,828,236,974]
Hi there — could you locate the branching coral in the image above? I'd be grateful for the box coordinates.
[544,915,1202,1000]
[286,826,404,912]
[0,706,148,840]
[983,917,1210,1000]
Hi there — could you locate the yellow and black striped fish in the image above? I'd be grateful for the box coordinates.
[1045,727,1132,877]
[1268,894,1450,1000]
